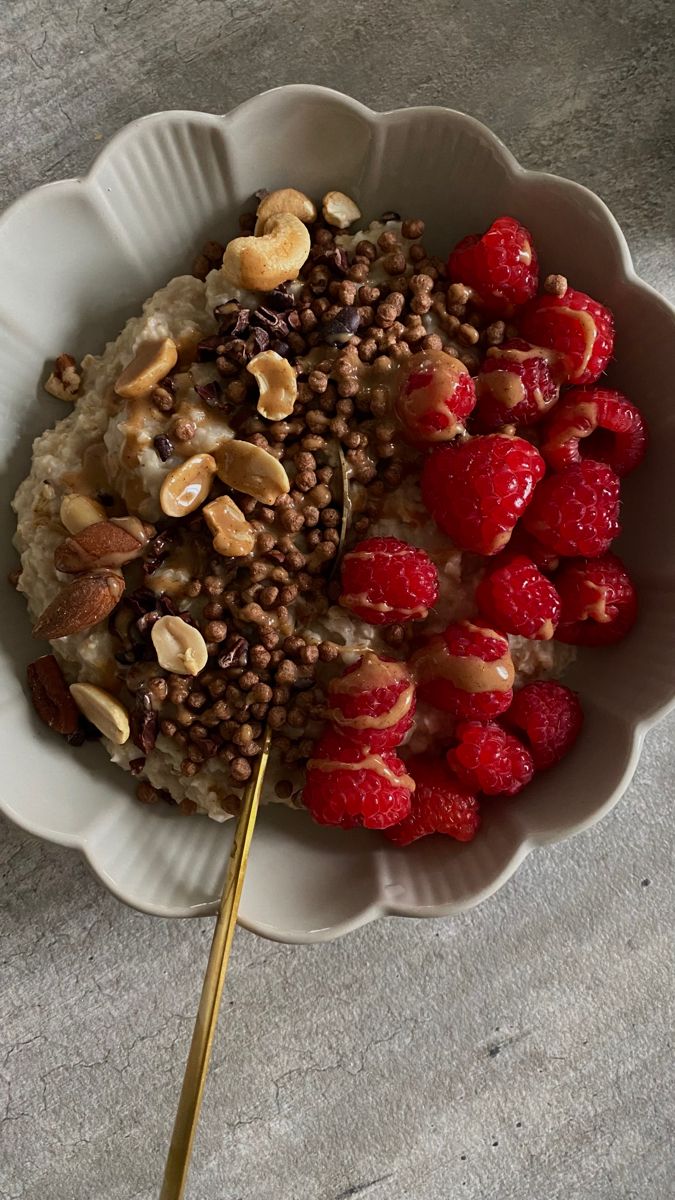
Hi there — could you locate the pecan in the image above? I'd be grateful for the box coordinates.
[33,570,125,639]
[27,655,79,735]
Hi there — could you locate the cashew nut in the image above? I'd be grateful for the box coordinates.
[247,350,298,421]
[221,213,311,292]
[322,191,362,230]
[151,615,208,677]
[60,493,107,535]
[69,682,130,745]
[203,496,255,558]
[254,188,317,235]
[159,453,217,518]
[114,338,178,399]
[215,439,290,505]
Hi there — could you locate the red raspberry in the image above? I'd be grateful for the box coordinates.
[475,339,559,429]
[476,554,561,640]
[396,349,476,443]
[326,651,416,751]
[339,536,438,625]
[421,433,545,555]
[518,286,614,386]
[523,459,620,558]
[302,728,413,830]
[541,387,647,477]
[448,216,539,315]
[411,620,514,719]
[447,721,534,796]
[554,554,637,646]
[503,681,583,770]
[383,756,480,846]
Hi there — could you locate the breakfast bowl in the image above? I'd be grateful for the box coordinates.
[1,85,674,941]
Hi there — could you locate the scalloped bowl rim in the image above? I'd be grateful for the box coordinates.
[1,86,673,941]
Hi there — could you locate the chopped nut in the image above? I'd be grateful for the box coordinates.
[247,350,297,421]
[151,615,208,677]
[59,494,107,535]
[159,453,217,518]
[322,190,362,229]
[216,439,290,505]
[70,682,130,745]
[44,354,81,402]
[114,338,178,399]
[203,495,255,558]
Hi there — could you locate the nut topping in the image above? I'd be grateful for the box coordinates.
[44,354,82,402]
[159,453,217,518]
[321,191,362,229]
[54,520,149,574]
[27,655,80,735]
[254,188,317,235]
[215,439,290,504]
[69,682,130,744]
[60,494,107,535]
[33,570,125,640]
[151,615,208,676]
[114,338,178,400]
[221,213,311,292]
[203,496,256,558]
[247,350,298,420]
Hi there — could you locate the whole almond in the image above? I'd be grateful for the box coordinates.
[27,655,80,735]
[54,521,146,574]
[33,570,125,640]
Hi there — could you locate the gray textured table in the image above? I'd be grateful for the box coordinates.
[2,3,674,1198]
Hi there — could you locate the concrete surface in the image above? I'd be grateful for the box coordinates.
[1,2,675,1197]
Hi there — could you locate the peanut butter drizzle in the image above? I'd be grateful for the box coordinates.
[307,754,415,792]
[411,632,514,693]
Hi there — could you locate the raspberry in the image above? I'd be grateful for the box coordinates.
[447,216,539,315]
[411,620,514,719]
[475,339,559,429]
[447,721,534,796]
[326,651,416,751]
[541,387,648,477]
[522,459,620,558]
[383,756,480,846]
[302,728,413,830]
[518,286,614,386]
[421,433,545,556]
[339,536,439,625]
[396,349,477,443]
[476,554,561,640]
[503,681,583,770]
[554,554,638,645]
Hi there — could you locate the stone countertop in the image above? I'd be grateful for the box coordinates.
[1,2,674,1198]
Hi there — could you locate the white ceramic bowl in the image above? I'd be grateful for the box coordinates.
[2,86,674,941]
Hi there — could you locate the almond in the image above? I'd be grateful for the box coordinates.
[33,570,125,640]
[27,655,80,735]
[54,521,147,574]
[69,683,130,744]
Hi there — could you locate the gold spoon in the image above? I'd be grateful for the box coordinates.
[160,728,271,1200]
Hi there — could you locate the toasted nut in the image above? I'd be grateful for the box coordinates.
[54,520,148,574]
[44,354,81,402]
[60,494,107,534]
[114,338,178,400]
[247,350,298,421]
[151,615,208,677]
[27,655,80,735]
[70,682,130,745]
[322,191,362,229]
[203,496,255,558]
[33,570,125,640]
[254,188,317,235]
[159,453,217,517]
[215,440,290,505]
[221,213,311,292]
